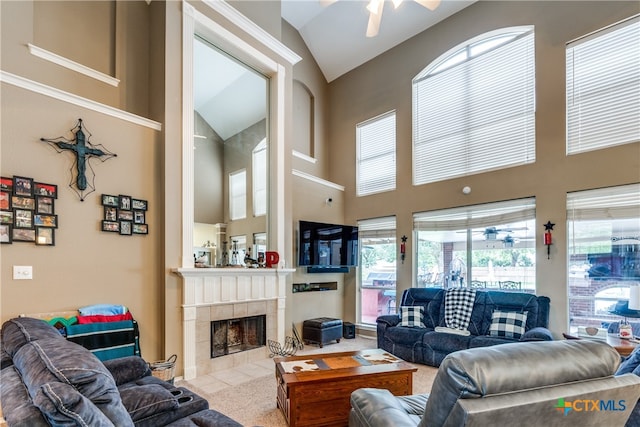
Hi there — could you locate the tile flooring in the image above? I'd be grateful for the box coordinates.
[177,336,376,395]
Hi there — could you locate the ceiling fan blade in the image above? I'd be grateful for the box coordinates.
[366,1,383,37]
[415,0,441,11]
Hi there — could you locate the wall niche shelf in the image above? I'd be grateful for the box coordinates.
[292,282,338,293]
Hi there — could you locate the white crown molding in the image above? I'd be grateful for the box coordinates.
[292,150,317,164]
[28,44,120,87]
[292,169,345,191]
[202,0,302,66]
[0,71,161,131]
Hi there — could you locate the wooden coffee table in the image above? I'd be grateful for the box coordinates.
[274,348,417,427]
[607,334,639,356]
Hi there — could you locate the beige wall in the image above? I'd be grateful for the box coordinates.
[0,0,164,360]
[327,1,640,336]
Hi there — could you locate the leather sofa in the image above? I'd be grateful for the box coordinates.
[0,317,241,426]
[349,339,640,427]
[377,288,552,366]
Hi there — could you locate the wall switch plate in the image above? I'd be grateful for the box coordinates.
[13,266,33,280]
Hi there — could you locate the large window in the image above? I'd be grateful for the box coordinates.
[414,199,536,291]
[567,184,640,334]
[566,17,640,155]
[413,27,535,185]
[356,111,396,196]
[358,217,396,325]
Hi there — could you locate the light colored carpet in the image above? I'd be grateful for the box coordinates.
[182,337,439,427]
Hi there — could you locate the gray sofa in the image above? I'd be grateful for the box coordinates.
[0,317,241,427]
[377,288,552,366]
[350,339,640,427]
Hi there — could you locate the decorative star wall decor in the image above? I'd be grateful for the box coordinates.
[41,119,117,201]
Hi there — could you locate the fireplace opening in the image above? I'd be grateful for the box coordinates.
[211,315,266,358]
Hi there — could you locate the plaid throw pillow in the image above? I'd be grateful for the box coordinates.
[399,306,426,328]
[489,310,528,339]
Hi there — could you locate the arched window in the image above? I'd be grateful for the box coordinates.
[413,27,535,185]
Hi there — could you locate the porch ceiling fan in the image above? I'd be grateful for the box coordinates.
[481,226,529,240]
[321,0,441,37]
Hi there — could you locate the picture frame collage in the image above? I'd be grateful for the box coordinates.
[101,194,148,236]
[1,176,58,246]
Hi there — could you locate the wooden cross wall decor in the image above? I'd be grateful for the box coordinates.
[41,119,117,201]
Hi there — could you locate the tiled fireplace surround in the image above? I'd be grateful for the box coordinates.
[175,268,293,380]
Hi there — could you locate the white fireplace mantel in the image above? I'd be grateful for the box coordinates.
[173,267,294,380]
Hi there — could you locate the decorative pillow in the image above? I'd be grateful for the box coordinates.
[399,306,426,328]
[489,310,528,339]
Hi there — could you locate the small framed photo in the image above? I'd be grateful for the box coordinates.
[36,227,55,246]
[14,209,33,229]
[132,199,148,211]
[34,214,57,228]
[0,224,11,243]
[104,206,117,221]
[12,228,35,242]
[102,220,120,232]
[119,195,132,210]
[11,196,35,210]
[13,176,33,197]
[34,182,57,198]
[0,211,13,224]
[133,223,148,235]
[37,196,55,214]
[0,177,13,192]
[134,210,145,224]
[120,221,132,235]
[102,194,119,207]
[0,191,10,210]
[118,210,134,221]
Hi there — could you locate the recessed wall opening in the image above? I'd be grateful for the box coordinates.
[210,314,266,358]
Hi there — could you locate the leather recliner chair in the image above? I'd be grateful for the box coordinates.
[349,339,640,427]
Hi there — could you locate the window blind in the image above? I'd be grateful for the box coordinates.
[356,111,396,196]
[566,17,640,155]
[229,169,246,220]
[567,184,640,220]
[413,30,535,185]
[253,139,267,217]
[358,216,397,238]
[413,198,536,231]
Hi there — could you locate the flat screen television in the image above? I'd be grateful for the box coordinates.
[298,220,358,271]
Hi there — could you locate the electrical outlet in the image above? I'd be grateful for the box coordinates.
[13,266,33,280]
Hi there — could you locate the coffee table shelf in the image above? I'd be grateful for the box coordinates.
[274,348,416,427]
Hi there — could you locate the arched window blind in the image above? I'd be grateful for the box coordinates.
[413,28,535,185]
[356,111,396,196]
[566,16,640,155]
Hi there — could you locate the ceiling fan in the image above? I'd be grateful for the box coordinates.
[320,0,441,38]
[457,226,529,240]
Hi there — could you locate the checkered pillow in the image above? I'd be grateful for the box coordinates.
[399,306,426,328]
[489,310,528,339]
